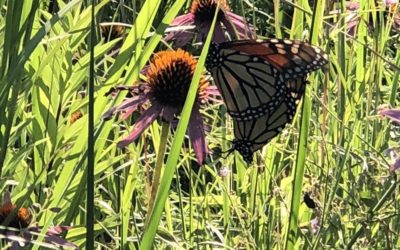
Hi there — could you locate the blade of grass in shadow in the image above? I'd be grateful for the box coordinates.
[86,0,96,248]
[283,0,325,249]
[139,5,220,249]
[0,0,36,174]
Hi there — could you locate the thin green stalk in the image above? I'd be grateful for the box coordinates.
[337,0,346,126]
[273,0,282,38]
[221,109,231,244]
[145,122,170,226]
[175,167,187,240]
[86,0,96,249]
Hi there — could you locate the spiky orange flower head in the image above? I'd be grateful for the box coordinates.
[0,202,32,228]
[190,0,229,23]
[146,49,209,108]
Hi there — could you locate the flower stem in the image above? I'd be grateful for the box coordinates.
[145,121,170,227]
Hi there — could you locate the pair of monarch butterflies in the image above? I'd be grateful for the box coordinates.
[205,39,328,163]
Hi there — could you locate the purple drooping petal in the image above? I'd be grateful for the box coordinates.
[117,104,163,147]
[225,11,249,22]
[383,0,398,6]
[196,21,211,43]
[170,31,196,47]
[379,108,400,124]
[205,85,221,96]
[394,14,400,31]
[202,86,223,104]
[224,12,255,39]
[26,226,78,249]
[164,13,196,47]
[197,21,226,44]
[3,191,11,205]
[346,2,360,10]
[5,231,25,250]
[221,17,238,40]
[187,107,207,165]
[102,94,149,120]
[161,106,178,123]
[386,147,400,172]
[390,157,400,172]
[46,226,72,235]
[212,23,226,44]
[120,95,149,120]
[104,85,141,97]
[44,235,78,249]
[170,13,195,26]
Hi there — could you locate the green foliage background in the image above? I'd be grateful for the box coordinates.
[0,0,399,249]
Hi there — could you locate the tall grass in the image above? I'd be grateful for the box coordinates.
[0,0,399,249]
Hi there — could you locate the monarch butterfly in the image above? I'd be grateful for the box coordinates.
[205,39,328,163]
[205,39,328,121]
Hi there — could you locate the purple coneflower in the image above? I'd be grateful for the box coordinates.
[165,0,254,47]
[0,192,77,249]
[103,49,220,165]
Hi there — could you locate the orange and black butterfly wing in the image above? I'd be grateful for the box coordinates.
[206,42,286,121]
[219,39,329,79]
[232,78,306,163]
[205,39,327,122]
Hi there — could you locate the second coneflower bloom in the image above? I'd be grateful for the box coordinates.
[165,0,254,47]
[0,192,77,249]
[103,49,220,164]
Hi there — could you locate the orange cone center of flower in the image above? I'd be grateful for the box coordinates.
[0,203,32,229]
[146,49,208,108]
[190,0,229,23]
